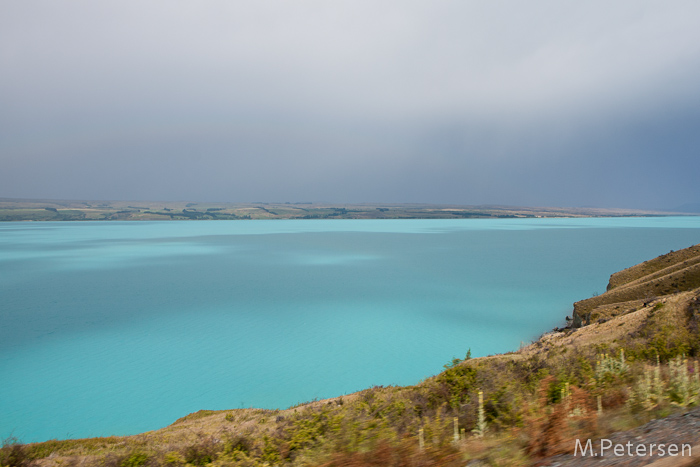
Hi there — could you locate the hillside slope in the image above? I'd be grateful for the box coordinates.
[571,244,700,326]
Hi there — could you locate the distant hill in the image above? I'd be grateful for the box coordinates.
[672,203,700,213]
[0,197,687,221]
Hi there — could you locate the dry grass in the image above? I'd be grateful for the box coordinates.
[573,244,700,321]
[608,244,700,289]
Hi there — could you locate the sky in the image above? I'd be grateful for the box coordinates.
[2,1,700,210]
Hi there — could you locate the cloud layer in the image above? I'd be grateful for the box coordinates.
[2,1,700,208]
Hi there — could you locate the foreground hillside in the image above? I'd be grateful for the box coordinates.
[4,244,700,466]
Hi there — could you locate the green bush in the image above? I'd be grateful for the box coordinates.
[121,451,149,467]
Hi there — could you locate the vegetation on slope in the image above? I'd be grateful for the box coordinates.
[4,245,700,466]
[572,243,700,326]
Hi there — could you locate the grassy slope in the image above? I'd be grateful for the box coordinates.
[572,244,700,323]
[5,245,700,467]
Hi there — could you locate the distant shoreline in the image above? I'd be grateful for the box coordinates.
[0,198,691,222]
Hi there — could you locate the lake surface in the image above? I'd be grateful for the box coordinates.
[1,217,699,442]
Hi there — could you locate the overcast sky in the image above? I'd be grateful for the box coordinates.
[2,1,700,209]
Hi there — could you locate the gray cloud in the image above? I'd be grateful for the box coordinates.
[2,1,700,208]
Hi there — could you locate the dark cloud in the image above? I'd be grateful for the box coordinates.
[2,1,700,208]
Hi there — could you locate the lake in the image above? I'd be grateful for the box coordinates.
[1,217,699,442]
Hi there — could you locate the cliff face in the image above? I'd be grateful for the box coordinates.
[571,243,700,326]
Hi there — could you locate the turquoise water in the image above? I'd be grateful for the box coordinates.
[1,217,699,442]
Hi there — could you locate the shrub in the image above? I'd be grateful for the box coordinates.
[181,436,221,466]
[435,365,477,409]
[0,438,28,467]
[667,356,699,407]
[121,451,149,467]
[596,349,629,384]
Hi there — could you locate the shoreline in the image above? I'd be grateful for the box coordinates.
[0,198,691,222]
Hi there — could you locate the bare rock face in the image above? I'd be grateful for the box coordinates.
[570,310,591,328]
